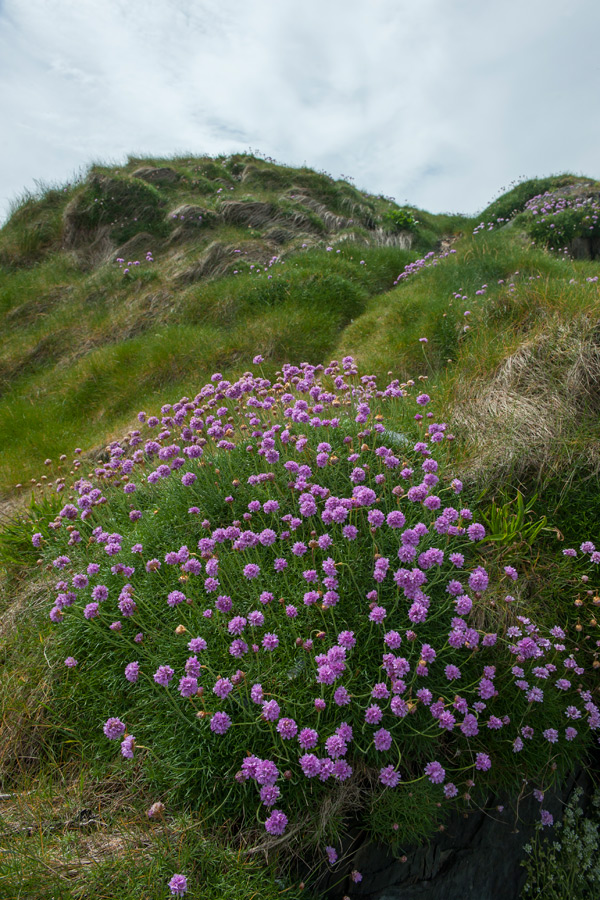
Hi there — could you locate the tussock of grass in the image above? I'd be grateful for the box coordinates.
[451,316,600,483]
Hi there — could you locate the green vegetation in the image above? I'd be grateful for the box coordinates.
[521,787,600,899]
[1,154,600,899]
[382,207,419,233]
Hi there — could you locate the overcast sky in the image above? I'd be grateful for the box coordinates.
[1,0,599,222]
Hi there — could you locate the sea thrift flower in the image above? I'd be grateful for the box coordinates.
[125,661,139,682]
[326,846,338,864]
[373,728,392,751]
[262,633,279,651]
[103,718,126,740]
[369,606,387,624]
[168,874,188,896]
[467,523,486,541]
[277,718,298,740]
[210,712,231,734]
[365,705,383,724]
[300,754,321,777]
[298,728,319,749]
[153,666,174,686]
[424,761,445,784]
[334,687,351,706]
[379,765,400,787]
[259,785,281,807]
[262,700,281,721]
[475,753,491,771]
[265,809,288,835]
[121,735,135,758]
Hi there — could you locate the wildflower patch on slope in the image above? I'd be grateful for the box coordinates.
[32,356,599,878]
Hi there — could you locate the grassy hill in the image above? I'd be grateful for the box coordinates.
[1,157,600,899]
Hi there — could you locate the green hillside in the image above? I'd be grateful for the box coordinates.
[1,156,600,899]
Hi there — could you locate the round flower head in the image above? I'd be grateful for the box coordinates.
[121,734,135,758]
[379,765,401,787]
[168,874,188,896]
[153,665,174,687]
[424,760,445,784]
[210,712,231,734]
[103,717,126,740]
[125,661,139,682]
[264,809,288,835]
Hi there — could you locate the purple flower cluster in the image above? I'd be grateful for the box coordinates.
[43,355,598,847]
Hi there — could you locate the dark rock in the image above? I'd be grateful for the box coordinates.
[569,237,593,260]
[568,236,600,260]
[325,770,591,900]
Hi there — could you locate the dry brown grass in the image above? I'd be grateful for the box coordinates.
[451,316,600,485]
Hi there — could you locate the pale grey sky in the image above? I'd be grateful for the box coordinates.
[1,0,599,222]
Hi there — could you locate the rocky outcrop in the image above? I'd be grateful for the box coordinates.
[322,769,591,900]
[568,236,600,259]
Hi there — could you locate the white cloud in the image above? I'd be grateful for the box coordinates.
[0,0,599,221]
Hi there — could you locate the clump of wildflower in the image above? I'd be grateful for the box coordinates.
[41,354,600,857]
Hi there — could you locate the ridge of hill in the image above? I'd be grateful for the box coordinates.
[1,157,599,514]
[0,153,467,497]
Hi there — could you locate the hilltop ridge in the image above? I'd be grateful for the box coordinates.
[0,156,598,511]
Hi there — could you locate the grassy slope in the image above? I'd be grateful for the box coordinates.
[0,153,461,495]
[1,158,600,898]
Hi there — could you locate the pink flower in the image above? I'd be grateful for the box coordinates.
[379,765,400,787]
[262,633,279,651]
[265,809,288,835]
[276,718,298,740]
[298,728,318,749]
[424,760,445,784]
[373,728,392,751]
[475,753,491,771]
[209,712,231,734]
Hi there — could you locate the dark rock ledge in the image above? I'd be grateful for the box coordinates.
[320,768,591,900]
